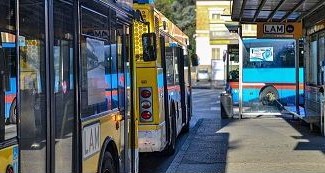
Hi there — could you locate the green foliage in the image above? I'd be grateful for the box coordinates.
[154,0,196,54]
[154,0,175,22]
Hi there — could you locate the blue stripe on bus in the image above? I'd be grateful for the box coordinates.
[243,68,304,83]
[5,78,17,119]
[5,78,17,94]
[241,88,303,104]
[5,103,11,119]
[243,39,295,43]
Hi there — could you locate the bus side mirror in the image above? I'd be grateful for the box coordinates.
[191,54,199,66]
[142,33,157,61]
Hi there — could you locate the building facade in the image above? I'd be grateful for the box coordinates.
[195,0,256,82]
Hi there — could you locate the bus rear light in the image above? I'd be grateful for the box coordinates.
[141,89,151,98]
[141,101,151,109]
[141,111,152,120]
[139,87,153,122]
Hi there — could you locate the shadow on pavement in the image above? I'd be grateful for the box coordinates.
[283,116,325,154]
[166,118,233,173]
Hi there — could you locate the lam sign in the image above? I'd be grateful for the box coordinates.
[83,122,100,159]
[264,24,285,34]
[257,22,302,39]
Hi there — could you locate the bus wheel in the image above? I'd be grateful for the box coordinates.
[9,98,17,124]
[101,151,117,173]
[259,87,278,105]
[182,109,190,133]
[182,96,190,133]
[182,121,190,133]
[164,107,176,155]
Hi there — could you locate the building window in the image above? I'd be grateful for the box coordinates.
[244,24,250,30]
[212,48,220,60]
[211,13,220,20]
[211,31,218,37]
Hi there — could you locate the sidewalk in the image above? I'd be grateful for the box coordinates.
[166,118,229,173]
[167,89,325,173]
[167,116,325,173]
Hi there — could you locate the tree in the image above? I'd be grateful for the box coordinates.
[155,0,196,54]
[154,0,175,22]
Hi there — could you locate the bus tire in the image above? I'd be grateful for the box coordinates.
[9,98,17,124]
[182,94,192,133]
[101,151,117,173]
[182,121,190,133]
[259,86,278,105]
[164,105,176,155]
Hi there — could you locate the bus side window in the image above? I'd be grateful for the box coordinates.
[117,24,125,110]
[80,5,112,117]
[174,47,180,85]
[165,47,174,85]
[111,11,118,110]
[0,48,4,142]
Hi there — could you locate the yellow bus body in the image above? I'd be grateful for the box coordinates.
[0,145,18,172]
[133,3,190,153]
[82,111,123,173]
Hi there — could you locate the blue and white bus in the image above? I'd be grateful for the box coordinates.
[228,39,304,107]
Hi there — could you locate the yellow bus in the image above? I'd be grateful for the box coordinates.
[133,3,192,155]
[0,0,153,173]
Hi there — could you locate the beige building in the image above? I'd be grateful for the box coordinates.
[195,0,256,82]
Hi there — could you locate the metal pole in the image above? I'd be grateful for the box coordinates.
[238,25,243,119]
[239,41,243,119]
[295,39,300,115]
[226,49,229,83]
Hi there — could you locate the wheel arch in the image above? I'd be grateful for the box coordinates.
[259,85,278,95]
[9,97,17,124]
[166,99,176,145]
[97,136,120,173]
[259,85,279,104]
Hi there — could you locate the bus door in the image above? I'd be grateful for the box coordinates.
[0,40,4,142]
[0,0,19,171]
[52,1,76,172]
[177,47,188,126]
[117,21,133,172]
[226,44,239,103]
[0,0,19,172]
[160,36,171,144]
[172,46,183,134]
[0,31,17,130]
[19,0,76,172]
[0,31,19,173]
